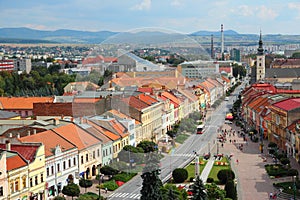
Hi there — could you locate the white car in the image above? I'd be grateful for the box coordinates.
[225,97,229,101]
[224,120,233,124]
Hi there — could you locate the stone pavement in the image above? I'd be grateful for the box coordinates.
[220,123,279,200]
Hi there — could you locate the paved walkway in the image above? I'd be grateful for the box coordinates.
[200,158,214,184]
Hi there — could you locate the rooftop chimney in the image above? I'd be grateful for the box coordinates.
[5,140,11,151]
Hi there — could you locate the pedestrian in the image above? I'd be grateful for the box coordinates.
[269,192,273,199]
[236,159,239,165]
[105,187,108,193]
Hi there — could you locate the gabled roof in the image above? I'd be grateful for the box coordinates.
[105,109,141,125]
[136,93,158,106]
[19,130,77,157]
[122,96,149,111]
[0,110,19,119]
[91,118,128,138]
[0,97,54,110]
[0,143,40,163]
[86,120,121,141]
[1,150,28,171]
[272,98,300,111]
[53,123,100,150]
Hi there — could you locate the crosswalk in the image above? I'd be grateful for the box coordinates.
[277,192,300,200]
[109,192,141,199]
[171,153,195,157]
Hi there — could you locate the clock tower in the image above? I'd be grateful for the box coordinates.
[256,31,265,82]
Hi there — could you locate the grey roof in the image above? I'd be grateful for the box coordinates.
[0,110,19,119]
[266,68,300,78]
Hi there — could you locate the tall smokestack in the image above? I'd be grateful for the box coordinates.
[211,34,214,59]
[221,24,224,60]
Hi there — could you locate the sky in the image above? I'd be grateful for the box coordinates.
[1,0,300,35]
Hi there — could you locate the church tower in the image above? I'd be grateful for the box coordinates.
[256,31,265,82]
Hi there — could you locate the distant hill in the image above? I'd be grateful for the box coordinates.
[0,27,118,44]
[1,27,300,45]
[190,29,239,36]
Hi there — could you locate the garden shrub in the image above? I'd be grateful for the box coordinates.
[112,172,137,182]
[103,180,119,191]
[217,169,235,184]
[206,177,214,183]
[172,168,188,183]
[100,165,118,176]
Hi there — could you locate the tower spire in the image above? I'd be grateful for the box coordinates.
[257,30,264,55]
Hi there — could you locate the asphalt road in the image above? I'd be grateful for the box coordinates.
[108,83,245,200]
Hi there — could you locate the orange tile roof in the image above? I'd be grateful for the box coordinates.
[19,130,77,157]
[106,109,141,125]
[53,123,100,150]
[161,91,181,105]
[86,120,120,141]
[0,97,54,110]
[137,94,158,105]
[93,119,129,138]
[73,98,101,103]
[122,96,149,111]
[6,154,27,171]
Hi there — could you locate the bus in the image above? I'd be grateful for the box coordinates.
[196,124,205,134]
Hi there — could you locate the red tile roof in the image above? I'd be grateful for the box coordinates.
[122,96,149,111]
[19,130,77,157]
[53,123,100,150]
[273,98,300,111]
[86,120,121,141]
[6,153,27,171]
[0,143,39,163]
[138,87,154,94]
[0,97,54,110]
[136,94,158,105]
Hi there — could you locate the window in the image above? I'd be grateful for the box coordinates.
[73,157,76,166]
[51,166,54,175]
[81,156,84,164]
[103,150,105,157]
[30,178,33,187]
[41,174,44,183]
[68,159,71,168]
[57,163,60,172]
[276,114,280,125]
[22,176,26,188]
[106,149,108,157]
[97,149,100,157]
[86,154,88,162]
[0,186,3,196]
[35,176,38,185]
[15,181,19,191]
[93,151,95,159]
[10,183,14,193]
[46,168,49,177]
[63,161,66,170]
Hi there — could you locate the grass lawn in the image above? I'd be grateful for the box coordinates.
[185,158,207,181]
[175,134,190,144]
[274,182,300,196]
[208,157,231,184]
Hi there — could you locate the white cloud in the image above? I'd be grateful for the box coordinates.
[171,0,183,7]
[131,0,151,11]
[237,5,254,17]
[288,2,300,10]
[257,5,278,20]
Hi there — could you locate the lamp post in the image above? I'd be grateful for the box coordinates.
[293,175,296,200]
[98,165,101,200]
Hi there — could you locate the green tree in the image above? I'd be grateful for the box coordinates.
[191,176,207,200]
[224,180,237,200]
[161,184,188,200]
[137,141,158,153]
[100,165,119,176]
[205,183,226,200]
[53,196,66,200]
[172,168,188,183]
[62,183,80,200]
[140,152,163,200]
[291,52,300,58]
[79,179,93,193]
[217,169,235,184]
[118,145,144,164]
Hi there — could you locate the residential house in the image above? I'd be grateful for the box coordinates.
[0,97,54,118]
[19,130,78,198]
[268,98,300,155]
[53,123,102,179]
[0,142,46,200]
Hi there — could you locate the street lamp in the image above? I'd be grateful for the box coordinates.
[98,165,101,200]
[293,175,297,200]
